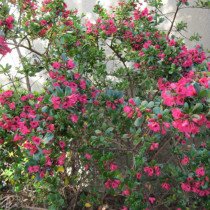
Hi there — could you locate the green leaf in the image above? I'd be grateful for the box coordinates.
[198,89,207,98]
[105,127,114,134]
[65,86,72,96]
[123,134,130,138]
[134,117,143,127]
[33,150,43,161]
[194,83,200,95]
[147,101,154,108]
[95,130,102,134]
[163,109,169,115]
[134,97,140,105]
[43,132,54,144]
[41,106,48,113]
[184,102,189,112]
[153,107,162,114]
[141,101,148,107]
[191,114,200,119]
[55,87,64,97]
[192,103,203,113]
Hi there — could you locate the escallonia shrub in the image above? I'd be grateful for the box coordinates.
[0,0,209,209]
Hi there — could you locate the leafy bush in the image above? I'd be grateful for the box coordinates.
[0,0,209,209]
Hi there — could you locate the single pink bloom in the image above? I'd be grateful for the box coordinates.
[59,141,66,149]
[149,197,156,204]
[122,189,130,196]
[85,154,92,160]
[71,114,78,123]
[40,171,45,177]
[110,164,118,171]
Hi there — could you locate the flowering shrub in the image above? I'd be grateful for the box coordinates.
[0,0,209,209]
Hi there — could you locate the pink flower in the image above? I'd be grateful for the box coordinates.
[28,166,34,173]
[148,122,160,132]
[150,141,159,150]
[59,141,66,149]
[30,121,39,129]
[181,156,189,165]
[85,154,92,160]
[110,164,118,171]
[106,101,112,107]
[71,114,78,123]
[40,20,47,26]
[25,21,30,26]
[122,189,130,196]
[13,134,23,141]
[137,172,142,179]
[134,63,140,69]
[67,59,75,69]
[128,98,136,106]
[40,171,45,177]
[172,109,184,119]
[149,197,156,204]
[52,62,61,69]
[186,85,197,97]
[169,39,176,46]
[80,79,86,90]
[161,182,170,190]
[105,178,111,188]
[8,102,15,109]
[32,136,41,145]
[119,98,124,104]
[74,73,80,79]
[181,183,191,191]
[33,166,40,172]
[123,105,133,114]
[196,166,205,176]
[43,149,52,154]
[111,180,120,189]
[144,167,154,176]
[20,126,31,135]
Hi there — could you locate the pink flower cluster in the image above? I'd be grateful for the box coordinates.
[86,18,117,35]
[148,119,170,134]
[104,159,118,171]
[105,178,120,189]
[133,7,153,21]
[123,99,142,118]
[0,15,14,30]
[173,46,206,68]
[159,71,209,107]
[172,109,208,137]
[181,172,209,197]
[0,36,12,56]
[144,165,161,177]
[106,98,124,110]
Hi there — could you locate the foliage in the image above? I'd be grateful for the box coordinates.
[0,0,209,209]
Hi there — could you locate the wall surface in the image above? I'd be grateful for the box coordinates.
[0,0,209,91]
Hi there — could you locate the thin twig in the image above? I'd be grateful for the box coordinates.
[167,5,180,37]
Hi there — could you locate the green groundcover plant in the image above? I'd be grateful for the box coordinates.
[0,0,209,209]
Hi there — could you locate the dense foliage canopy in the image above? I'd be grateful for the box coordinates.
[0,0,209,209]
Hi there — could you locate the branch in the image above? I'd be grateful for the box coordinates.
[167,5,180,37]
[13,39,31,92]
[6,42,42,57]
